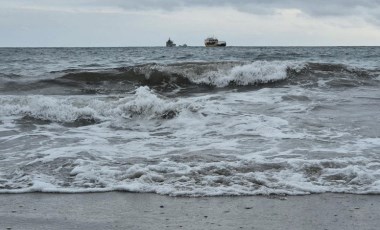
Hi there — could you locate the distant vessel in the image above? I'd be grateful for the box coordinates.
[166,38,176,47]
[204,37,226,47]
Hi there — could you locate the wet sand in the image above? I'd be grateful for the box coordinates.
[0,193,379,230]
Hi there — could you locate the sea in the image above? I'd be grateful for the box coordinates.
[0,46,379,196]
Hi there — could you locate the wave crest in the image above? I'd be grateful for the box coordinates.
[113,86,183,119]
[1,61,376,95]
[56,61,374,89]
[189,61,298,87]
[55,61,303,88]
[0,87,196,126]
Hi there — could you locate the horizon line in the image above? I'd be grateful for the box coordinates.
[1,45,380,48]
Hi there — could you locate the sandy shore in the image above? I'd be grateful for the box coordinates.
[0,192,379,230]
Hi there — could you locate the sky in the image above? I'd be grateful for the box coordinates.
[1,0,380,47]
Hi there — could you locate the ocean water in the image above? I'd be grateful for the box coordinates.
[0,47,379,196]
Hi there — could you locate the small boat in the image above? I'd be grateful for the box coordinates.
[204,37,226,47]
[166,38,176,47]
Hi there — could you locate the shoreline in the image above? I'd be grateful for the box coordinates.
[1,192,379,230]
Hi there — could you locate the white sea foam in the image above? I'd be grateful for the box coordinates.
[0,95,97,122]
[191,61,293,87]
[1,81,379,196]
[145,61,305,87]
[0,86,195,124]
[1,155,379,196]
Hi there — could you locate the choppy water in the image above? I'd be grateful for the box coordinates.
[0,47,379,196]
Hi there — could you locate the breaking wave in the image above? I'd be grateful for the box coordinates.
[1,61,377,94]
[52,61,299,88]
[55,61,377,86]
[0,86,197,126]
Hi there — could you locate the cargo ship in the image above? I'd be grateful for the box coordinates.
[204,37,226,47]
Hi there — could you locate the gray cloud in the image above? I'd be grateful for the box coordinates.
[2,0,380,46]
[99,0,380,25]
[4,0,380,25]
[7,0,380,17]
[79,1,373,10]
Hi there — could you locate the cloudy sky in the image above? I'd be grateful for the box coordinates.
[1,0,380,46]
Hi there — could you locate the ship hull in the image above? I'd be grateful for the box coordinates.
[205,44,226,47]
[205,41,226,47]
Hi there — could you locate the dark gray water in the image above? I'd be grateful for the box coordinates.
[0,47,379,196]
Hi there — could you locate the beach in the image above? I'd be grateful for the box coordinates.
[1,193,379,230]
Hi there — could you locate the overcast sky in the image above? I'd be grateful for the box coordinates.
[1,0,380,46]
